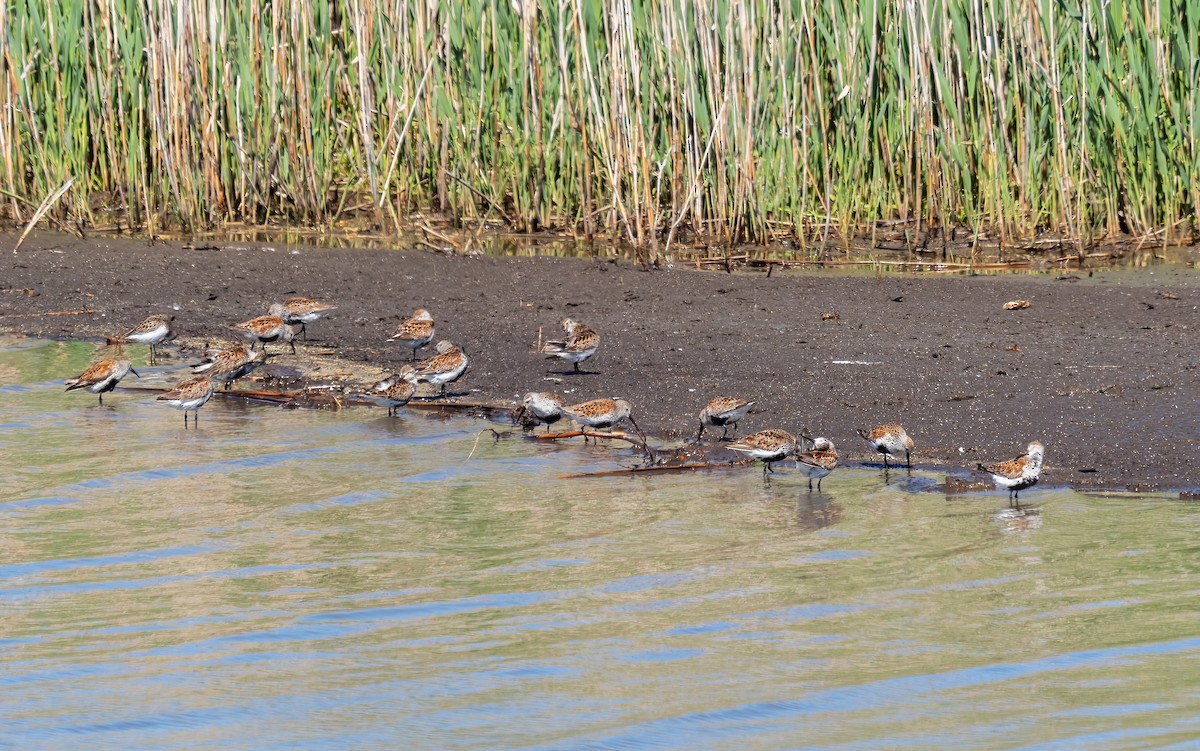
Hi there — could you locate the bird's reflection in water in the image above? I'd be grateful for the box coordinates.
[995,504,1042,534]
[796,491,843,531]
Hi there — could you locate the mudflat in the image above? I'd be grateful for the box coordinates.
[3,232,1197,490]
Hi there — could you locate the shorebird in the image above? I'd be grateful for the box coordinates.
[157,376,215,427]
[978,441,1045,503]
[65,358,139,404]
[796,436,839,490]
[191,344,269,390]
[561,397,639,440]
[408,340,468,397]
[514,392,565,432]
[542,317,600,373]
[857,424,914,469]
[696,396,755,441]
[121,314,176,364]
[231,313,295,353]
[388,309,435,361]
[725,428,797,474]
[270,297,335,340]
[372,367,417,416]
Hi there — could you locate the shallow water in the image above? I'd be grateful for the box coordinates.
[4,338,1200,750]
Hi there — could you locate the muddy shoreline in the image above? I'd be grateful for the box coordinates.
[3,232,1198,490]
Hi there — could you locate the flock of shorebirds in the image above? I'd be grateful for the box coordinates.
[62,299,1046,502]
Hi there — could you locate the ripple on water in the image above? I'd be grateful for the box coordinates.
[4,339,1200,750]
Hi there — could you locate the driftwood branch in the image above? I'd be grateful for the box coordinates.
[557,459,753,479]
[535,428,656,461]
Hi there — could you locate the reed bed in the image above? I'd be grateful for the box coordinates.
[1,0,1196,259]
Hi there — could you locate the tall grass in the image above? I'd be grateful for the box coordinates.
[1,0,1196,256]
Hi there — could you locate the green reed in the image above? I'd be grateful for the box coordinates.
[0,0,1196,255]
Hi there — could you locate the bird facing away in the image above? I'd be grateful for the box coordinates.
[271,297,336,340]
[65,358,139,405]
[796,436,839,490]
[388,309,436,361]
[724,428,797,474]
[407,340,468,397]
[514,392,566,432]
[156,376,215,427]
[372,367,417,416]
[696,396,755,442]
[542,317,600,373]
[857,424,914,469]
[191,344,269,390]
[121,314,176,365]
[978,441,1045,503]
[231,314,295,354]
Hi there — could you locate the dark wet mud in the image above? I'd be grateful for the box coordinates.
[3,232,1198,489]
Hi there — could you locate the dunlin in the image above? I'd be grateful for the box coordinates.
[232,314,296,353]
[192,344,269,390]
[542,317,600,373]
[696,396,755,441]
[157,376,215,426]
[372,367,417,416]
[121,314,176,364]
[409,340,468,397]
[388,309,435,360]
[514,392,565,432]
[65,358,139,405]
[725,428,797,474]
[857,424,914,469]
[271,297,336,340]
[796,436,839,490]
[561,397,639,441]
[978,441,1045,502]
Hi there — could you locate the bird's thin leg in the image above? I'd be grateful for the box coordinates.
[289,339,297,355]
[573,362,580,373]
[301,324,308,341]
[905,450,912,469]
[883,454,889,470]
[808,478,814,491]
[98,393,104,405]
[696,424,705,443]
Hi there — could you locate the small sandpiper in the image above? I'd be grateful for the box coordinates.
[796,436,839,490]
[542,317,600,373]
[409,340,468,397]
[725,428,797,474]
[857,424,914,469]
[561,398,639,440]
[978,441,1045,503]
[121,314,176,365]
[514,392,565,432]
[157,376,215,427]
[696,396,755,441]
[372,366,418,416]
[192,344,269,390]
[271,297,336,340]
[232,313,296,353]
[65,358,139,405]
[388,309,436,360]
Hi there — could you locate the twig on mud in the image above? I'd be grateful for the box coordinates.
[0,308,95,318]
[14,177,75,254]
